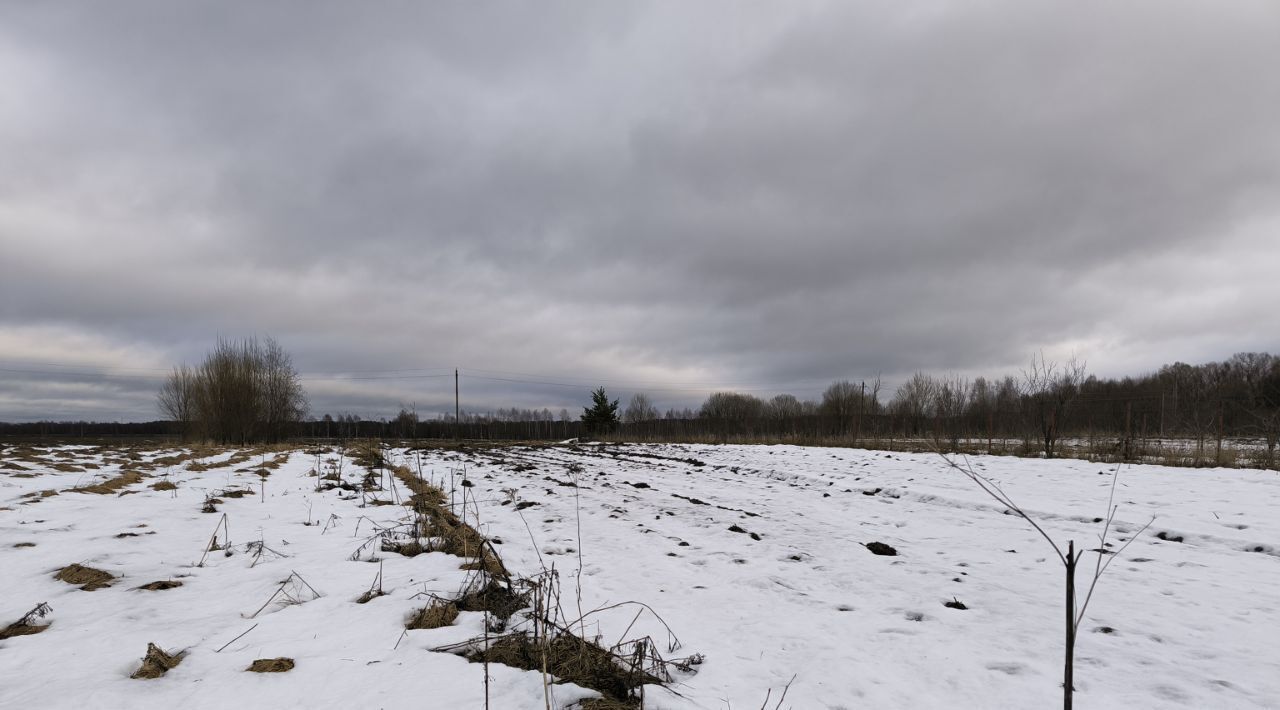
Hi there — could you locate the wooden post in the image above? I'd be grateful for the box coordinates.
[454,369,460,440]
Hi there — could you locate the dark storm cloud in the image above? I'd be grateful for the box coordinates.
[3,0,1280,421]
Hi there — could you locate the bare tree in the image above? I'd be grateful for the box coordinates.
[623,392,658,423]
[698,391,764,420]
[820,380,874,436]
[1231,352,1280,467]
[891,372,937,436]
[1023,354,1086,458]
[932,375,970,450]
[766,393,804,420]
[157,365,200,438]
[158,336,307,444]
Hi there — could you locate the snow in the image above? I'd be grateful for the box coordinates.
[2,443,1278,709]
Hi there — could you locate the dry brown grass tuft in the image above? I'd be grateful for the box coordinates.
[455,580,529,622]
[247,657,295,673]
[578,699,640,710]
[1,603,53,641]
[131,643,185,679]
[469,633,657,707]
[407,601,459,629]
[13,542,36,548]
[151,480,178,491]
[54,564,115,591]
[389,464,509,576]
[136,580,183,591]
[69,471,145,495]
[0,620,50,640]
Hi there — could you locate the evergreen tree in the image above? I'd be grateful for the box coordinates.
[581,386,619,436]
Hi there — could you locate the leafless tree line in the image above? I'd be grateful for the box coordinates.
[158,336,307,444]
[285,352,1280,469]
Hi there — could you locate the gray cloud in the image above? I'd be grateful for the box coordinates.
[3,0,1280,422]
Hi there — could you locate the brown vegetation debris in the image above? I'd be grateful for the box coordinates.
[0,620,51,640]
[54,564,116,591]
[13,542,36,548]
[469,633,658,706]
[247,657,295,673]
[151,480,178,491]
[137,580,184,591]
[49,462,87,473]
[69,471,145,495]
[456,580,529,622]
[390,464,507,576]
[407,601,459,629]
[131,643,185,679]
[1,604,53,641]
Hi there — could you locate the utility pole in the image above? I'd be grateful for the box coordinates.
[455,369,460,440]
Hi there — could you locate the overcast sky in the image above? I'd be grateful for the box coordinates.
[3,1,1280,423]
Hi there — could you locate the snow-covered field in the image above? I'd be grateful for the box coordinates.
[2,442,1277,709]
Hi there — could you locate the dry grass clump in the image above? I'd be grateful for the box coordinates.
[578,699,639,710]
[407,600,460,629]
[456,580,529,622]
[21,489,59,503]
[48,462,88,473]
[469,633,658,706]
[151,480,178,491]
[137,580,184,591]
[54,564,116,591]
[0,620,50,640]
[69,471,144,495]
[14,542,36,548]
[390,465,507,575]
[0,603,52,641]
[131,643,185,679]
[247,657,295,673]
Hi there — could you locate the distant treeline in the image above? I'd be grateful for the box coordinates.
[5,352,1278,468]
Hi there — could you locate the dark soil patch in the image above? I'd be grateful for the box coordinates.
[13,542,35,548]
[944,598,968,610]
[131,643,185,679]
[137,580,183,591]
[1155,532,1185,543]
[220,489,253,499]
[865,542,898,556]
[247,658,295,673]
[515,501,538,511]
[54,564,115,591]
